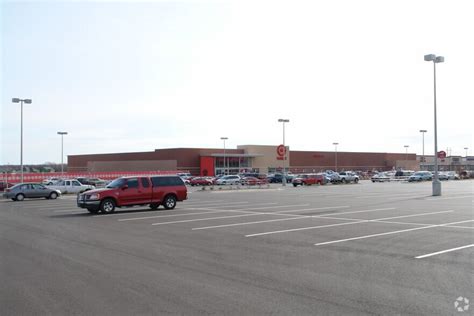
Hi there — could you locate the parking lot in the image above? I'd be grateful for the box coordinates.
[1,180,472,315]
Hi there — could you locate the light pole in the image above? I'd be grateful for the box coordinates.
[404,145,409,168]
[333,142,339,172]
[278,119,290,186]
[464,147,469,157]
[419,130,427,167]
[220,137,228,175]
[424,53,444,196]
[12,98,32,183]
[57,132,68,176]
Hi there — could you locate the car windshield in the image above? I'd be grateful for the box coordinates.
[106,178,126,188]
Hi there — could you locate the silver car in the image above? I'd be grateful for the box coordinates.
[3,183,61,201]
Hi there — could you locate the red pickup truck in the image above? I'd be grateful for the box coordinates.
[77,176,187,214]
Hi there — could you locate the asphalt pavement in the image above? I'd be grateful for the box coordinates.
[1,180,472,315]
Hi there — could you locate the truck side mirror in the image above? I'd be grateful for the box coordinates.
[122,185,129,190]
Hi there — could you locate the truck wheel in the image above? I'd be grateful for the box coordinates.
[149,203,159,210]
[87,208,99,214]
[354,178,359,183]
[100,198,116,214]
[293,183,297,187]
[16,194,25,201]
[163,195,177,210]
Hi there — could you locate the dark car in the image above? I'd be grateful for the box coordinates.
[3,183,61,201]
[267,173,293,183]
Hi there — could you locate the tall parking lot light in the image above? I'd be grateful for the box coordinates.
[332,142,339,172]
[57,132,68,176]
[12,98,32,183]
[404,145,409,168]
[220,137,228,175]
[278,119,290,186]
[424,54,444,196]
[464,147,469,157]
[419,130,427,166]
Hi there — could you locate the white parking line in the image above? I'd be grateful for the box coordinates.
[315,219,474,246]
[118,209,259,222]
[194,207,398,231]
[151,213,262,226]
[183,201,249,208]
[245,210,452,237]
[245,221,367,237]
[274,205,350,214]
[415,244,474,259]
[317,207,396,217]
[321,210,454,222]
[192,216,308,230]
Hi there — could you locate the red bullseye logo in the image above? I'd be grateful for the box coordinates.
[277,145,286,157]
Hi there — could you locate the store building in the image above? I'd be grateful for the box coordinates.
[68,145,416,176]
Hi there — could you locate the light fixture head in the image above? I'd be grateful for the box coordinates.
[424,54,436,61]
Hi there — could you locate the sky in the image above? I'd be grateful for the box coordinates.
[1,0,473,164]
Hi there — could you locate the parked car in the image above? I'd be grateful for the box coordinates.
[77,177,109,187]
[47,179,95,194]
[0,182,14,192]
[338,171,360,183]
[445,171,460,180]
[215,175,241,185]
[240,177,268,186]
[3,183,61,201]
[408,171,433,182]
[323,172,342,183]
[77,175,187,214]
[437,173,449,181]
[189,177,213,186]
[371,172,391,182]
[42,177,61,185]
[267,173,293,183]
[292,174,326,186]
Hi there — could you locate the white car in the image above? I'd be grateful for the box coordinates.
[46,179,95,194]
[215,175,241,185]
[371,172,391,182]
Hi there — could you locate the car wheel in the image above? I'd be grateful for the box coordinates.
[16,193,25,201]
[49,192,58,200]
[100,198,116,214]
[149,203,159,210]
[163,195,177,210]
[293,183,297,187]
[354,178,359,183]
[11,198,17,201]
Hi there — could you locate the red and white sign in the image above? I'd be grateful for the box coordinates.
[276,144,286,160]
[437,151,447,159]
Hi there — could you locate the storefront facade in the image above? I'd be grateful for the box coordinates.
[68,145,416,175]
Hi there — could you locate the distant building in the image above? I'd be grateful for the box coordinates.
[68,145,416,176]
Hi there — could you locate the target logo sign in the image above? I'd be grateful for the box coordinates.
[276,145,286,160]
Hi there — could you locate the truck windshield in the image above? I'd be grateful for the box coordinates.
[106,178,126,188]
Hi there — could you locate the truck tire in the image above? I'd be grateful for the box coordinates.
[163,195,177,210]
[354,178,359,183]
[149,203,160,210]
[100,198,116,214]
